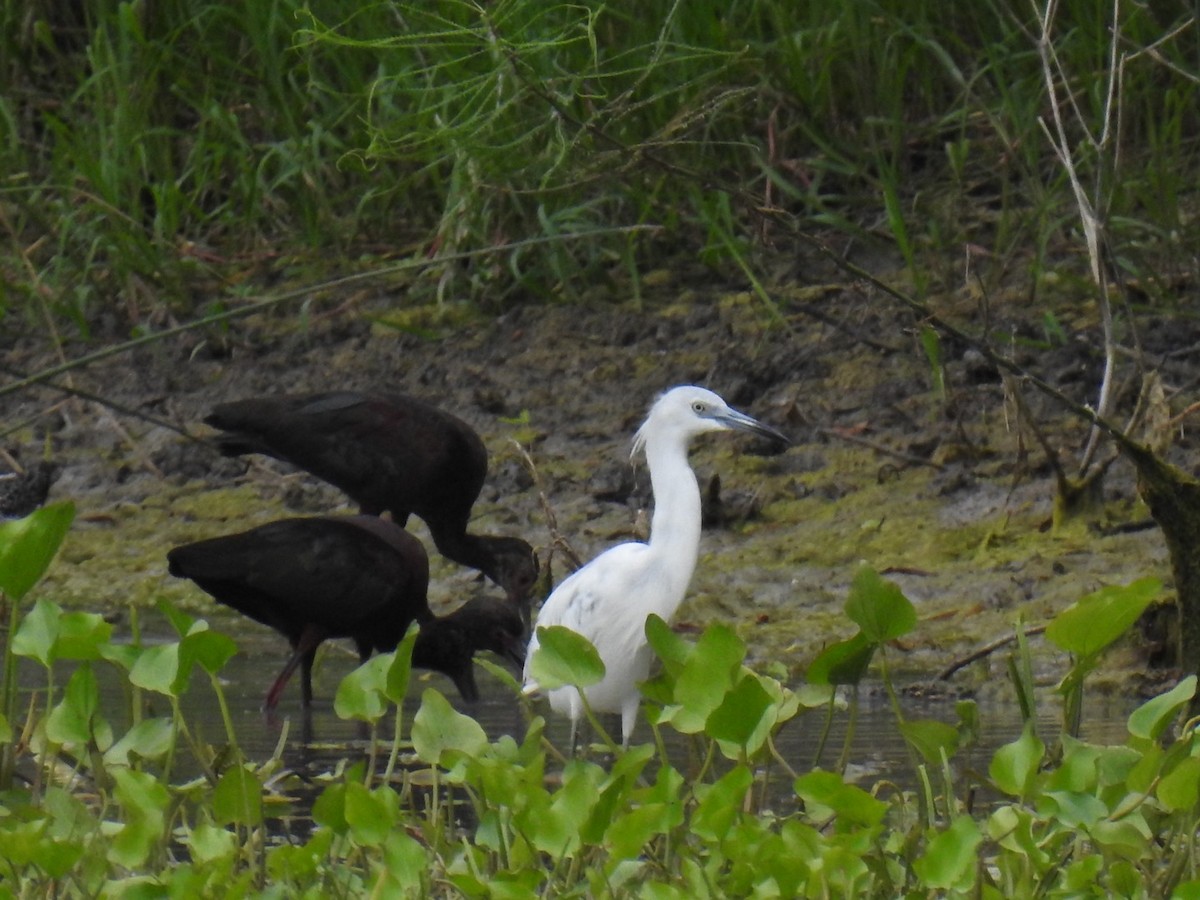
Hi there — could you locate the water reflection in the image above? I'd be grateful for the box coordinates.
[168,628,1138,791]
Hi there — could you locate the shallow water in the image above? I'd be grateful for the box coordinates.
[29,620,1138,809]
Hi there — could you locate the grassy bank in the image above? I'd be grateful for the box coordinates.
[1,0,1196,335]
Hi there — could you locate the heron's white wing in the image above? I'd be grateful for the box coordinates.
[524,542,649,686]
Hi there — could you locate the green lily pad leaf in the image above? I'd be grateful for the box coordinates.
[45,664,102,745]
[845,564,916,643]
[806,631,875,686]
[335,653,393,724]
[128,643,183,698]
[913,815,981,890]
[412,688,488,765]
[1039,790,1108,828]
[990,723,1045,800]
[677,624,744,701]
[180,625,237,677]
[1090,817,1151,858]
[0,501,75,600]
[345,781,399,847]
[528,759,604,855]
[656,623,745,733]
[1046,578,1161,659]
[12,600,111,668]
[213,764,263,827]
[794,769,888,827]
[376,830,429,894]
[12,597,64,666]
[645,613,690,672]
[692,765,754,841]
[334,627,418,722]
[157,599,197,637]
[385,625,420,704]
[312,782,348,834]
[108,769,169,869]
[1128,675,1196,743]
[29,836,85,879]
[528,625,605,690]
[105,718,176,767]
[54,610,112,661]
[188,822,237,864]
[899,718,960,766]
[1158,755,1200,813]
[706,672,775,754]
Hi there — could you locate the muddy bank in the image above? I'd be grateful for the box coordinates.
[3,275,1190,701]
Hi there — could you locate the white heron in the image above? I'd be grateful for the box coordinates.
[524,385,788,747]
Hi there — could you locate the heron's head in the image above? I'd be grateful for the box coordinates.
[631,385,789,458]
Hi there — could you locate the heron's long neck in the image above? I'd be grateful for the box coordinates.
[643,433,702,603]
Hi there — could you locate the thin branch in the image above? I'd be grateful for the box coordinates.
[1033,0,1119,476]
[816,427,944,471]
[938,624,1049,681]
[0,366,202,442]
[0,226,659,402]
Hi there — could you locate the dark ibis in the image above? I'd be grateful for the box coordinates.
[167,515,526,709]
[0,461,60,519]
[204,392,538,608]
[524,385,788,746]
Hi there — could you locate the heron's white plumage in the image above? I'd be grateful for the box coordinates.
[524,385,787,746]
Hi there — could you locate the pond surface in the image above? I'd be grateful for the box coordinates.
[31,621,1139,821]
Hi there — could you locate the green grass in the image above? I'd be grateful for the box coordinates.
[0,0,1196,334]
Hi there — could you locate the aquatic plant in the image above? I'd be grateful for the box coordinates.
[2,508,1196,896]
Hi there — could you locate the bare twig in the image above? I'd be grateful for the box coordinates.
[0,226,660,403]
[0,366,202,442]
[1033,0,1119,476]
[816,427,944,471]
[511,441,583,573]
[938,624,1049,680]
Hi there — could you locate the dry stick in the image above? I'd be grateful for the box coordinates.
[1169,401,1200,429]
[96,406,163,479]
[815,427,944,471]
[0,226,660,403]
[1,366,201,443]
[1001,371,1072,491]
[1035,0,1119,478]
[512,441,583,574]
[938,624,1049,681]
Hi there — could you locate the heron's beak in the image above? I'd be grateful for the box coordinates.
[718,409,790,446]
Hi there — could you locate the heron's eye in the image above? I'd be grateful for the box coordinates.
[692,401,706,414]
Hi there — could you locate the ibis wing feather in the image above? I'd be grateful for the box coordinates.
[168,518,424,635]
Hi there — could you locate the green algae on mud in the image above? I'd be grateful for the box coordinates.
[41,482,297,615]
[670,439,1165,699]
[28,414,1167,701]
[7,290,1175,700]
